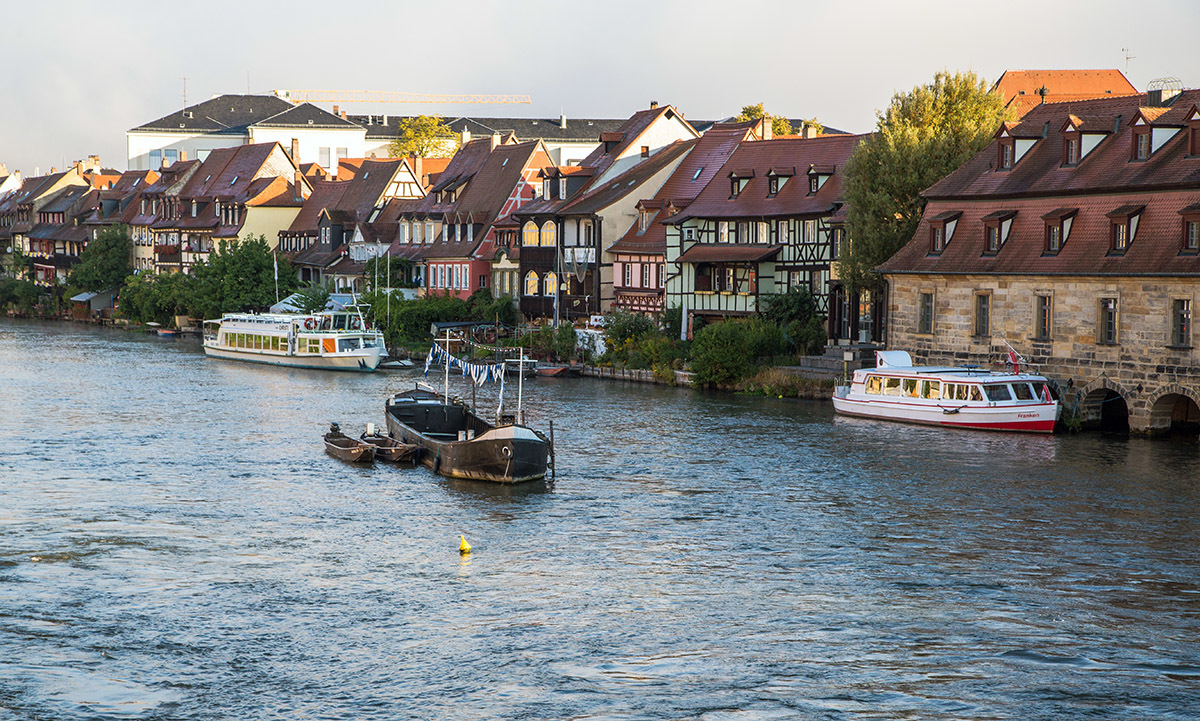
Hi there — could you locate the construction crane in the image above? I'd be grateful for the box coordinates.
[272,90,531,105]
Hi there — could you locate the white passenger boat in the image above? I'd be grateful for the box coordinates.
[832,350,1059,433]
[202,306,386,372]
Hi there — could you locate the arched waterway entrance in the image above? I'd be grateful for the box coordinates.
[1149,393,1200,436]
[1082,388,1130,434]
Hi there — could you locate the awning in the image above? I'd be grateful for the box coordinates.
[676,244,782,263]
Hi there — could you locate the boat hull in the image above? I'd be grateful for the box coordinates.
[203,344,382,371]
[324,437,376,462]
[832,395,1058,433]
[384,391,549,483]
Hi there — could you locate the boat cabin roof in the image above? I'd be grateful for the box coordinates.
[856,366,1046,383]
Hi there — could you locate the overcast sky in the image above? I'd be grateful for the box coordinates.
[3,0,1197,175]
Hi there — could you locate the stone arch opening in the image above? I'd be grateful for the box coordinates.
[1149,393,1200,436]
[1082,387,1129,434]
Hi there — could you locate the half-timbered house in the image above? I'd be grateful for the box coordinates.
[663,133,863,337]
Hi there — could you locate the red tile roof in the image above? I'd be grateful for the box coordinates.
[993,69,1138,118]
[676,243,782,263]
[881,90,1200,278]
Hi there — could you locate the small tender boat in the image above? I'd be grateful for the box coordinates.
[156,328,181,337]
[385,384,549,483]
[536,363,581,378]
[359,432,419,463]
[832,350,1060,433]
[504,357,538,378]
[324,423,377,462]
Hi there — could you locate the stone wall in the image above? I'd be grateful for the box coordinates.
[885,273,1200,433]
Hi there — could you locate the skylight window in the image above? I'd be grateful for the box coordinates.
[230,175,239,185]
[502,159,509,166]
[692,167,704,181]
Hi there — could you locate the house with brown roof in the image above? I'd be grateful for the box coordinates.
[127,161,200,272]
[25,185,98,287]
[80,169,159,270]
[608,121,760,315]
[511,103,702,320]
[662,132,864,337]
[407,136,553,301]
[1,169,90,278]
[284,158,426,290]
[878,86,1200,434]
[149,143,306,273]
[992,69,1138,118]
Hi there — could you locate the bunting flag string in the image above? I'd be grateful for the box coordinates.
[423,343,508,387]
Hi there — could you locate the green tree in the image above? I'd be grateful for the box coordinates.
[70,225,133,292]
[293,279,333,313]
[736,103,794,137]
[840,70,1013,292]
[387,115,458,158]
[363,255,416,289]
[762,287,828,355]
[690,318,785,387]
[190,235,297,319]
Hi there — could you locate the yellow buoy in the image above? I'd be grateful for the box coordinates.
[459,535,472,555]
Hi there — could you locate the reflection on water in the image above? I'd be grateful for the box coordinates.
[0,319,1197,719]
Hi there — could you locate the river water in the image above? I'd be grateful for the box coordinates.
[0,319,1197,720]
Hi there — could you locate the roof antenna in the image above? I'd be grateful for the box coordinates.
[1121,47,1135,74]
[182,76,188,109]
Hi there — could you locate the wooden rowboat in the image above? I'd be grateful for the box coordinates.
[324,423,376,462]
[359,432,419,463]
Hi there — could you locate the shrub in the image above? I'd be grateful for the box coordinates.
[690,318,785,387]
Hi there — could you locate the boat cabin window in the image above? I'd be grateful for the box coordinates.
[983,384,1013,402]
[1012,383,1035,401]
[1031,381,1049,401]
[902,378,919,397]
[883,378,902,396]
[865,376,882,394]
[338,338,362,352]
[920,380,941,399]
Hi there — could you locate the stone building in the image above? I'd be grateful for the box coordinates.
[879,87,1200,434]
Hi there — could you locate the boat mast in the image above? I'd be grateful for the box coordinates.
[517,348,524,422]
[443,330,452,401]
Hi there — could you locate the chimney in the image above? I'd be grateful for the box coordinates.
[461,128,472,145]
[290,137,300,165]
[1148,87,1181,107]
[560,113,567,130]
[761,118,773,141]
[340,109,347,121]
[802,123,818,140]
[409,152,423,184]
[179,150,187,161]
[491,132,502,150]
[294,171,304,203]
[332,104,340,117]
[383,114,389,126]
[649,100,659,109]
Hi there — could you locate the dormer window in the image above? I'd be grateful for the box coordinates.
[1041,208,1077,255]
[768,175,786,196]
[1180,204,1200,254]
[1106,204,1144,255]
[1133,130,1151,160]
[1064,137,1080,165]
[981,210,1016,256]
[558,179,567,200]
[809,176,819,193]
[927,211,960,255]
[543,179,552,199]
[640,145,650,158]
[999,141,1015,169]
[730,177,748,198]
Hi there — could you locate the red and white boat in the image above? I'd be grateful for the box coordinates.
[832,351,1059,433]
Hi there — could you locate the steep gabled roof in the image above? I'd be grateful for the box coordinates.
[178,143,297,203]
[993,69,1139,118]
[610,123,753,255]
[131,94,294,134]
[668,134,864,223]
[558,139,696,216]
[925,90,1200,200]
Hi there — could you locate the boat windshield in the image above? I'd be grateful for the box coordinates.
[983,384,1013,402]
[338,338,362,352]
[1012,383,1035,401]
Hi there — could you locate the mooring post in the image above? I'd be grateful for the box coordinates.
[549,420,556,481]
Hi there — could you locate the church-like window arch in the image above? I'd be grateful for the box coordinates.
[524,271,540,296]
[522,221,539,246]
[541,221,557,247]
[544,271,558,296]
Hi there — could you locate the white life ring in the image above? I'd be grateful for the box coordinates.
[305,318,316,330]
[351,317,362,330]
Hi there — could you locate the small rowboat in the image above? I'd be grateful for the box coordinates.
[324,423,376,462]
[360,432,419,463]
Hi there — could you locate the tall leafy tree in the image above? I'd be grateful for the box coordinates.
[735,103,795,137]
[70,225,133,292]
[840,70,1013,291]
[190,235,297,318]
[387,115,458,158]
